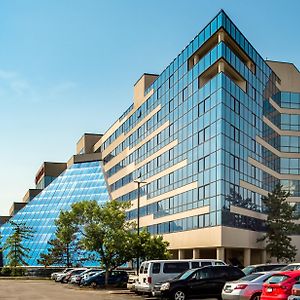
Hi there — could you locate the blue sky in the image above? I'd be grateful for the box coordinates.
[0,0,300,215]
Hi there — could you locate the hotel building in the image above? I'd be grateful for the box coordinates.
[1,10,300,266]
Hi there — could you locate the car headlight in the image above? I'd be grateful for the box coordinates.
[160,282,170,291]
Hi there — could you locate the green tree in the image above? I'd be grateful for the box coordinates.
[38,211,84,267]
[3,221,34,267]
[132,229,171,262]
[69,200,136,285]
[258,183,298,262]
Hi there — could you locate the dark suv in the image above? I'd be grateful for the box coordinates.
[160,265,245,300]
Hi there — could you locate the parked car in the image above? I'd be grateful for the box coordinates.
[135,259,226,295]
[261,271,300,300]
[51,268,74,280]
[69,269,102,284]
[242,264,287,275]
[288,281,300,300]
[81,270,128,288]
[55,268,87,283]
[159,265,244,300]
[281,264,300,271]
[222,272,278,300]
[127,274,139,291]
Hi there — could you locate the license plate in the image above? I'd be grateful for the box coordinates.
[267,287,273,293]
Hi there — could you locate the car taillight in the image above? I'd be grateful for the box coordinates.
[234,284,248,289]
[147,277,152,284]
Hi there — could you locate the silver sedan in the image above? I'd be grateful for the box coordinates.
[222,271,278,300]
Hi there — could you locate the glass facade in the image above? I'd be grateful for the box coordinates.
[0,161,109,266]
[99,10,281,237]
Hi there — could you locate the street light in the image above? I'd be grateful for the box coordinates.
[133,179,147,275]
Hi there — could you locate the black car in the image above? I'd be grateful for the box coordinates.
[160,265,245,300]
[82,270,129,288]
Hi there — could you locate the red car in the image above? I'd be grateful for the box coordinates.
[261,271,300,300]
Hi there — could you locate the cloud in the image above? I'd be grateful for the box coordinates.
[0,69,77,103]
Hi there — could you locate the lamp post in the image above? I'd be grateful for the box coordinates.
[133,179,147,275]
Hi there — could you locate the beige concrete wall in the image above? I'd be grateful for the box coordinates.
[22,189,43,203]
[163,226,265,251]
[76,133,102,154]
[67,152,102,168]
[267,60,300,93]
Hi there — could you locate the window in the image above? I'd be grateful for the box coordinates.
[234,98,240,114]
[169,75,174,88]
[191,262,200,268]
[200,261,212,266]
[169,148,174,160]
[231,125,240,142]
[204,184,210,198]
[198,127,209,144]
[193,267,213,279]
[252,113,257,126]
[182,87,188,102]
[169,172,174,184]
[152,263,161,274]
[198,102,204,116]
[169,123,174,136]
[169,99,174,112]
[198,158,204,172]
[163,262,190,274]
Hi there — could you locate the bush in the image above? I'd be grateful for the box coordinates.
[11,267,25,276]
[1,266,11,276]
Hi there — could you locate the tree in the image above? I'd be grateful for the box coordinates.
[38,211,85,267]
[68,200,171,286]
[258,183,298,262]
[69,200,136,285]
[132,229,171,262]
[3,221,33,267]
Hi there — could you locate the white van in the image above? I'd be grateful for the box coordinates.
[135,259,226,294]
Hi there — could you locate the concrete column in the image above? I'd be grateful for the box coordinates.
[216,247,225,261]
[178,249,185,260]
[244,248,251,267]
[193,249,200,259]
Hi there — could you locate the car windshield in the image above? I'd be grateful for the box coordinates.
[242,266,255,275]
[175,269,196,280]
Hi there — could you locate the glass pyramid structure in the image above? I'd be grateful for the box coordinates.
[0,161,110,266]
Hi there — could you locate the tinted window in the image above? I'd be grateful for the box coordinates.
[140,264,144,274]
[266,275,289,284]
[191,262,199,268]
[242,266,255,275]
[201,261,212,266]
[152,263,160,274]
[144,263,149,274]
[163,262,189,274]
[193,267,214,279]
[215,261,226,265]
[238,273,262,282]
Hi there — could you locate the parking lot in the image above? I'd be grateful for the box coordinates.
[0,280,148,300]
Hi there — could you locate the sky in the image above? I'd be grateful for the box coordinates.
[0,0,300,215]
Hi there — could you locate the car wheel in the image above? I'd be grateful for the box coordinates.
[173,290,186,300]
[250,293,261,300]
[90,282,97,289]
